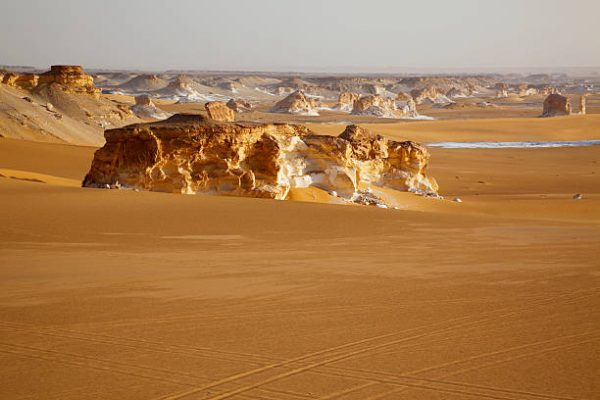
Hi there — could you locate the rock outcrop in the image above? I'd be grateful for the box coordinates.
[270,90,320,116]
[2,73,39,90]
[82,116,438,204]
[37,66,101,97]
[579,95,586,115]
[410,86,451,104]
[1,66,101,97]
[351,95,400,118]
[494,83,509,98]
[226,98,252,113]
[334,92,361,112]
[395,92,412,102]
[131,95,170,120]
[205,101,235,122]
[542,93,571,117]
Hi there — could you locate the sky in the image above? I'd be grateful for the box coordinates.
[1,0,599,73]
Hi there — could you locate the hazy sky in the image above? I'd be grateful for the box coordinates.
[2,0,599,72]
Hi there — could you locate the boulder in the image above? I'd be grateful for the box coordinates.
[270,90,319,116]
[82,117,438,202]
[205,101,235,122]
[542,93,571,117]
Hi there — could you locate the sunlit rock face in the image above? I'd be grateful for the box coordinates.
[38,66,101,97]
[350,95,400,118]
[1,65,100,96]
[83,115,438,203]
[334,91,361,112]
[270,90,320,116]
[205,101,235,122]
[542,93,571,117]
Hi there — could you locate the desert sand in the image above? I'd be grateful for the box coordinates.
[1,114,599,399]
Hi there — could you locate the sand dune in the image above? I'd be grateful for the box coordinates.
[1,128,599,399]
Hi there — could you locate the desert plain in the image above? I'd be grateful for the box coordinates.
[0,66,599,400]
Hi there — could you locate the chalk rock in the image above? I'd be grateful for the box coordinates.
[83,117,438,203]
[205,101,235,122]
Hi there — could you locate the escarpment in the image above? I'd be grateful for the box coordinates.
[83,115,438,205]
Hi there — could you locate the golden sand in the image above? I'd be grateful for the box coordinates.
[0,117,599,399]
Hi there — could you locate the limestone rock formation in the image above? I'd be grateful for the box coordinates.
[205,101,235,122]
[579,95,586,115]
[82,116,438,203]
[494,83,509,98]
[395,92,413,102]
[2,73,39,90]
[351,95,400,118]
[270,90,320,116]
[334,92,361,112]
[542,93,571,117]
[37,66,101,97]
[131,95,170,120]
[226,98,252,112]
[410,86,451,104]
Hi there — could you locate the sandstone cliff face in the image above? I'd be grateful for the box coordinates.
[205,101,235,122]
[542,93,571,117]
[82,116,438,204]
[334,92,361,112]
[270,90,320,116]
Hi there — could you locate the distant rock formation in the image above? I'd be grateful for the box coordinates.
[83,116,438,203]
[395,92,412,102]
[119,74,168,92]
[446,87,470,99]
[2,73,39,90]
[205,101,235,122]
[270,90,320,116]
[226,98,252,112]
[1,66,100,97]
[334,92,361,112]
[542,93,571,117]
[579,95,587,115]
[38,66,101,97]
[130,95,170,120]
[494,83,509,98]
[351,95,400,118]
[410,86,452,104]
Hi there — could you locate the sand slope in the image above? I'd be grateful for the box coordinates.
[0,130,599,399]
